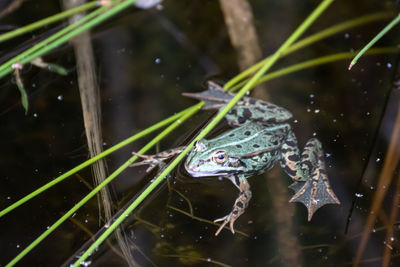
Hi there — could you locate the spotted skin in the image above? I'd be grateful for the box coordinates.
[132,81,340,235]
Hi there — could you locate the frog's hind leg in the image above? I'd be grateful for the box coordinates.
[214,175,252,236]
[280,134,340,221]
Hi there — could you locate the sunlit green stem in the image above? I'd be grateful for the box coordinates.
[0,1,99,43]
[230,47,400,92]
[73,0,334,265]
[0,6,106,75]
[0,0,135,78]
[6,103,202,267]
[0,105,193,219]
[225,11,393,89]
[349,13,400,69]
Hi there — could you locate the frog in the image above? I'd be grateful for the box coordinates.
[131,81,340,236]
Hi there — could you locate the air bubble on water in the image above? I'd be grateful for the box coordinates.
[57,95,63,101]
[207,258,211,262]
[372,228,376,233]
[177,119,182,123]
[85,219,88,223]
[355,193,363,198]
[390,236,395,241]
[376,158,381,163]
[309,94,315,98]
[160,234,165,238]
[156,4,164,10]
[155,58,161,64]
[312,132,317,136]
[366,112,370,116]
[332,119,337,123]
[293,119,298,123]
[314,109,320,113]
[246,91,250,95]
[387,63,392,68]
[307,108,311,112]
[325,153,331,158]
[33,113,38,118]
[370,186,374,190]
[218,177,223,181]
[344,33,350,39]
[16,244,20,248]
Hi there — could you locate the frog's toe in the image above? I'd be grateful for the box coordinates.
[289,176,340,221]
[214,214,236,236]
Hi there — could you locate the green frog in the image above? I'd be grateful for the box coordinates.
[132,81,340,236]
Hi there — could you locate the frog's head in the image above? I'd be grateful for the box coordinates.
[184,140,247,177]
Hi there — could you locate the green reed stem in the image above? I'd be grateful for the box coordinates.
[0,1,99,43]
[230,47,399,92]
[0,0,136,78]
[225,11,393,90]
[6,103,202,267]
[349,13,400,69]
[0,105,192,219]
[73,1,334,265]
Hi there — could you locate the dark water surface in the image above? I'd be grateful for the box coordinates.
[1,0,400,266]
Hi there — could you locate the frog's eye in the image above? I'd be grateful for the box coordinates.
[212,150,228,164]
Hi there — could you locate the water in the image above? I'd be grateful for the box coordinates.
[1,0,399,266]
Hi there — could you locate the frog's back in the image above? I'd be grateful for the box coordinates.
[208,122,290,156]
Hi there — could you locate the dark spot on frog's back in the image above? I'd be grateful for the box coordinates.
[244,131,251,136]
[242,108,252,119]
[249,98,256,105]
[286,140,296,147]
[229,133,235,137]
[288,154,300,162]
[253,144,260,148]
[236,144,242,148]
[238,116,246,124]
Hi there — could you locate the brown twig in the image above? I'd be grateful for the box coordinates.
[353,98,400,266]
[382,170,400,267]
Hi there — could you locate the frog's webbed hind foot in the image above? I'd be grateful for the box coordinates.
[286,138,340,220]
[289,176,340,221]
[130,147,185,172]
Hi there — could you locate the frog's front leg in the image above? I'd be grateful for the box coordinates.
[214,175,252,236]
[130,146,185,172]
[280,132,340,220]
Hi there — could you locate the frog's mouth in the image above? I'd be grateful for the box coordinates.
[184,162,229,177]
[185,168,228,177]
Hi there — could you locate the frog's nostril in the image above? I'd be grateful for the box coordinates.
[197,160,204,167]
